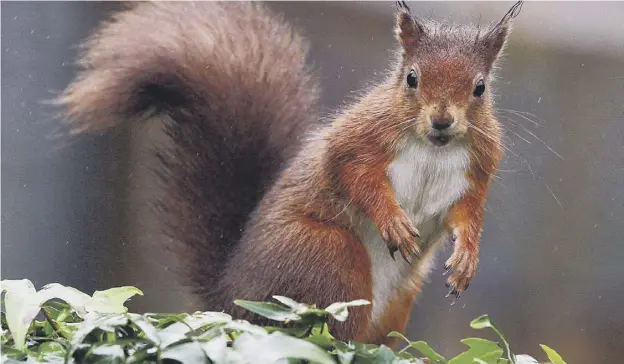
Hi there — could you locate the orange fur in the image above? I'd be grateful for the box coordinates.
[445,119,503,295]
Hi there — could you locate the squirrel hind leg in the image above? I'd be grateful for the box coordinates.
[217,217,374,340]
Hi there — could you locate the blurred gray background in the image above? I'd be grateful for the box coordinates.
[2,2,623,363]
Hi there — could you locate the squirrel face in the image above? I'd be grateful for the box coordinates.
[392,1,522,147]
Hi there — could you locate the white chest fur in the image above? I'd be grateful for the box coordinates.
[359,140,471,323]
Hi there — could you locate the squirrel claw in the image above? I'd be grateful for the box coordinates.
[445,285,461,304]
[395,0,412,14]
[451,292,461,306]
[400,249,412,264]
[388,245,398,261]
[380,211,421,264]
[402,220,420,239]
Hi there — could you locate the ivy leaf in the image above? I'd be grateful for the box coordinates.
[86,287,144,314]
[1,345,28,361]
[469,315,512,362]
[234,300,301,322]
[305,324,335,349]
[408,341,447,363]
[157,311,232,348]
[233,331,335,364]
[469,315,494,330]
[35,341,65,362]
[200,333,229,363]
[161,341,209,364]
[515,354,539,364]
[371,345,399,363]
[447,338,503,364]
[0,279,143,351]
[540,344,567,364]
[69,313,128,356]
[37,283,92,318]
[90,344,126,361]
[221,320,268,337]
[126,313,160,344]
[324,300,370,322]
[388,332,447,363]
[1,279,41,350]
[272,296,309,312]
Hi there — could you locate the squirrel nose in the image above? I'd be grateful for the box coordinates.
[431,119,453,130]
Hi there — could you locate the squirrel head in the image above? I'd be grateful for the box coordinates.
[391,1,522,147]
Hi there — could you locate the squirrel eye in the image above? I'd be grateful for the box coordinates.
[406,69,418,88]
[473,79,485,97]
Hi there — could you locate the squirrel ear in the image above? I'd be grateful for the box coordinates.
[480,1,523,66]
[395,1,425,54]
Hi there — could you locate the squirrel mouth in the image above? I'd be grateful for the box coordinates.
[427,133,453,147]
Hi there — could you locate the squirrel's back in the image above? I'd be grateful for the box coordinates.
[58,1,319,298]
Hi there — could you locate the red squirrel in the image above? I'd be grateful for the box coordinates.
[58,1,522,346]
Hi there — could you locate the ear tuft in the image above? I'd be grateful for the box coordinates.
[394,1,424,53]
[481,1,523,67]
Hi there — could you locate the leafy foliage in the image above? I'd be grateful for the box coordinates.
[1,280,567,364]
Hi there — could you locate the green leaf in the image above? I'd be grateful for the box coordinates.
[200,333,229,363]
[234,300,300,322]
[126,313,160,344]
[324,300,370,322]
[540,344,567,364]
[221,320,268,337]
[157,311,232,348]
[409,341,447,363]
[162,341,209,364]
[87,287,144,314]
[90,344,125,359]
[388,332,446,363]
[448,338,503,364]
[272,296,309,312]
[233,331,335,364]
[35,341,66,362]
[334,341,356,364]
[1,279,40,350]
[469,315,494,330]
[69,313,129,357]
[371,345,399,363]
[306,324,335,349]
[37,283,92,318]
[183,311,232,330]
[387,331,411,345]
[469,315,512,363]
[1,279,143,352]
[1,345,28,360]
[515,354,539,364]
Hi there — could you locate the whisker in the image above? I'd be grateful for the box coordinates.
[545,182,564,209]
[500,108,541,127]
[467,121,517,157]
[502,116,563,160]
[502,125,532,145]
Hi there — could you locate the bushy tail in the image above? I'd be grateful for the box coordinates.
[57,1,318,297]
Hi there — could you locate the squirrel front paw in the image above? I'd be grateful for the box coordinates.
[378,211,421,264]
[443,233,478,305]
